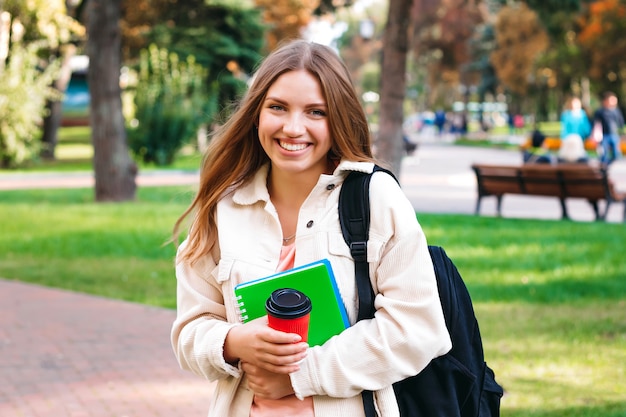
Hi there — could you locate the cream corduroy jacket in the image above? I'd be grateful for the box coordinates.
[171,160,452,417]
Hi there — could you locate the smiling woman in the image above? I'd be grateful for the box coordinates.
[169,39,451,417]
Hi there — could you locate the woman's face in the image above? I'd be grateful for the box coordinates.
[258,70,332,177]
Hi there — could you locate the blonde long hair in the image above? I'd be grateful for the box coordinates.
[174,40,374,264]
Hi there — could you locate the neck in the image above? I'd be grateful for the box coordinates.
[267,168,320,244]
[267,162,332,209]
[267,167,322,209]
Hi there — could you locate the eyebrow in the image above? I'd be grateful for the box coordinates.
[264,96,327,108]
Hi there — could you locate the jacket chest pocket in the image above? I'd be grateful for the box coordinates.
[216,257,276,324]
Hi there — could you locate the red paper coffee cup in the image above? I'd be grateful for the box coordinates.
[265,288,312,342]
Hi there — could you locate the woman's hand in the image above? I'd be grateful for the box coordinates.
[224,316,308,374]
[241,361,296,399]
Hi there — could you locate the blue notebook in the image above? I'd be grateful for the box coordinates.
[234,259,350,346]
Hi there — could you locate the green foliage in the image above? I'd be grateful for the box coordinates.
[524,0,587,98]
[577,0,626,97]
[0,41,60,168]
[0,1,83,167]
[1,0,85,46]
[314,0,355,15]
[144,2,265,107]
[467,24,499,98]
[525,0,582,29]
[127,44,217,166]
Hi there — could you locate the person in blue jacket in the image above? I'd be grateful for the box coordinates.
[560,97,591,142]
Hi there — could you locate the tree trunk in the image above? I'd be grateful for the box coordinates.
[41,44,77,160]
[377,0,412,177]
[86,0,136,201]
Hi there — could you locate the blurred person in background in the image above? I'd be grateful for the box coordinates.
[557,134,589,164]
[593,91,624,165]
[560,97,591,143]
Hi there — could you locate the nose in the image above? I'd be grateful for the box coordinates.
[283,113,305,137]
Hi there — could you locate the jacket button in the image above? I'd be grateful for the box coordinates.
[326,184,335,190]
[306,220,314,228]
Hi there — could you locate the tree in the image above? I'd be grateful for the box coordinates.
[120,0,159,62]
[0,0,84,161]
[0,19,60,167]
[38,1,85,159]
[577,0,626,100]
[410,0,485,109]
[314,0,353,15]
[521,0,589,114]
[40,41,78,159]
[142,0,265,116]
[87,0,137,201]
[254,0,319,51]
[128,44,214,165]
[376,0,413,176]
[335,3,385,105]
[490,3,548,96]
[524,0,582,37]
[466,22,499,128]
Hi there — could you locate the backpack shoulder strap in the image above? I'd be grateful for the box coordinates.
[338,164,396,417]
[338,164,396,321]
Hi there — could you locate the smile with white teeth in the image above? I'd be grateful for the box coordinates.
[278,141,308,151]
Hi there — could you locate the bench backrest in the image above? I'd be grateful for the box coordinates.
[519,166,565,197]
[471,165,523,195]
[472,164,611,200]
[555,166,603,198]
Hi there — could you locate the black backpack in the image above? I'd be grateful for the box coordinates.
[338,165,504,417]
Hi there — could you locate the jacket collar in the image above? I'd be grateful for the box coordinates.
[231,160,376,207]
[333,160,375,176]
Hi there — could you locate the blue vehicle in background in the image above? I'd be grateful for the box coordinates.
[61,55,90,126]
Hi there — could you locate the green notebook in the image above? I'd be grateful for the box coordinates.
[234,259,350,346]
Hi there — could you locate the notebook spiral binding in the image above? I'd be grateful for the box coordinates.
[235,294,249,322]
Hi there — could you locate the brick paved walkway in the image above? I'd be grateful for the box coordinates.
[0,279,214,417]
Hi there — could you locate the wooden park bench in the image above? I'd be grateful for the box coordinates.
[471,163,626,222]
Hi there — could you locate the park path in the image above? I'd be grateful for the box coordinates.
[1,141,624,222]
[0,279,215,417]
[0,169,199,191]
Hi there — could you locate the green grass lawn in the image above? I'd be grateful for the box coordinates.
[11,126,203,172]
[0,186,195,307]
[0,186,624,416]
